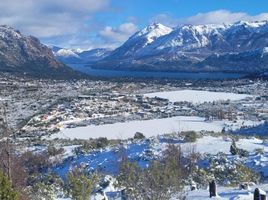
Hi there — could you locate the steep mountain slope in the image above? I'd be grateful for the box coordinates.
[0,26,83,79]
[199,47,268,73]
[94,21,268,74]
[105,23,172,59]
[141,21,268,57]
[79,48,112,62]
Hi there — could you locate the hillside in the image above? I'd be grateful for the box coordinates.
[0,25,85,79]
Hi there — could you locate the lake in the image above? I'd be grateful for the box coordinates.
[68,64,246,80]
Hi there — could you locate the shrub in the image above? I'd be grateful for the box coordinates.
[230,139,238,155]
[31,182,55,200]
[254,148,265,155]
[183,131,198,143]
[203,154,260,186]
[66,168,98,200]
[134,132,145,140]
[117,144,186,200]
[0,171,19,200]
[91,137,109,149]
[230,140,249,157]
[47,145,65,156]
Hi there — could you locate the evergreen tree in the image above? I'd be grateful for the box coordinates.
[230,139,238,155]
[66,169,98,200]
[0,171,19,200]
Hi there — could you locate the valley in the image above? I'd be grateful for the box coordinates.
[0,6,268,199]
[1,72,268,199]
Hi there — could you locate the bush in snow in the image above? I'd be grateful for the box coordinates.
[134,132,146,140]
[230,139,238,155]
[0,171,19,200]
[254,148,265,155]
[65,168,99,200]
[182,131,198,143]
[30,182,56,200]
[190,152,260,188]
[230,139,249,157]
[91,137,109,149]
[117,144,187,200]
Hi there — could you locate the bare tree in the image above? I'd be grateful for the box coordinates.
[0,103,13,182]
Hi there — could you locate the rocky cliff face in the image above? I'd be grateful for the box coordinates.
[0,25,84,79]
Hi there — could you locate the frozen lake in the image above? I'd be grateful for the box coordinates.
[51,116,224,140]
[144,89,252,104]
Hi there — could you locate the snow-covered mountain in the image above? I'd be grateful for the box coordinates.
[94,20,268,74]
[105,23,173,59]
[199,47,268,73]
[50,46,82,64]
[51,46,111,64]
[0,26,82,79]
[79,48,112,63]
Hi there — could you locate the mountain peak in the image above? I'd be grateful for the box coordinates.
[0,25,23,39]
[232,20,268,28]
[55,49,80,58]
[105,23,172,59]
[134,23,172,42]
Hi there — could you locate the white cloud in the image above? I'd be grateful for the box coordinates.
[184,10,268,25]
[150,13,179,27]
[2,3,268,50]
[0,0,139,49]
[98,22,138,47]
[0,0,110,38]
[153,10,268,27]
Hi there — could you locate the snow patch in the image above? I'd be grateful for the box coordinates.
[144,90,252,104]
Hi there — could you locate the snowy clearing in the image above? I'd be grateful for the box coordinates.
[50,116,225,140]
[144,90,252,104]
[50,116,263,140]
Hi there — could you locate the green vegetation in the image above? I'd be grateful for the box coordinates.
[230,139,249,157]
[66,168,98,200]
[134,132,146,140]
[191,153,260,186]
[117,144,187,200]
[182,131,198,143]
[0,171,19,200]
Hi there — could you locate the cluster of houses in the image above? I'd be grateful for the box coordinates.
[21,81,268,138]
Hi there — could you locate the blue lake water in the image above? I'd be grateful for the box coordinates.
[69,64,246,80]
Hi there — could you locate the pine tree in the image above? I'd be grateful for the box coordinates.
[230,139,238,155]
[66,169,98,200]
[0,171,19,200]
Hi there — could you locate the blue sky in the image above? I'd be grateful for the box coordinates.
[1,0,268,49]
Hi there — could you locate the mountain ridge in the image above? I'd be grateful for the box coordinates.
[92,20,268,74]
[51,46,112,64]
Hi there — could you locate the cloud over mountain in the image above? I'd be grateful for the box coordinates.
[152,10,268,27]
[98,22,138,47]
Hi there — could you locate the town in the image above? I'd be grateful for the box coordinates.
[1,73,268,199]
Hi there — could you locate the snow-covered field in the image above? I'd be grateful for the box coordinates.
[51,116,225,140]
[54,134,268,200]
[179,136,266,155]
[186,184,268,200]
[144,90,252,104]
[51,116,262,140]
